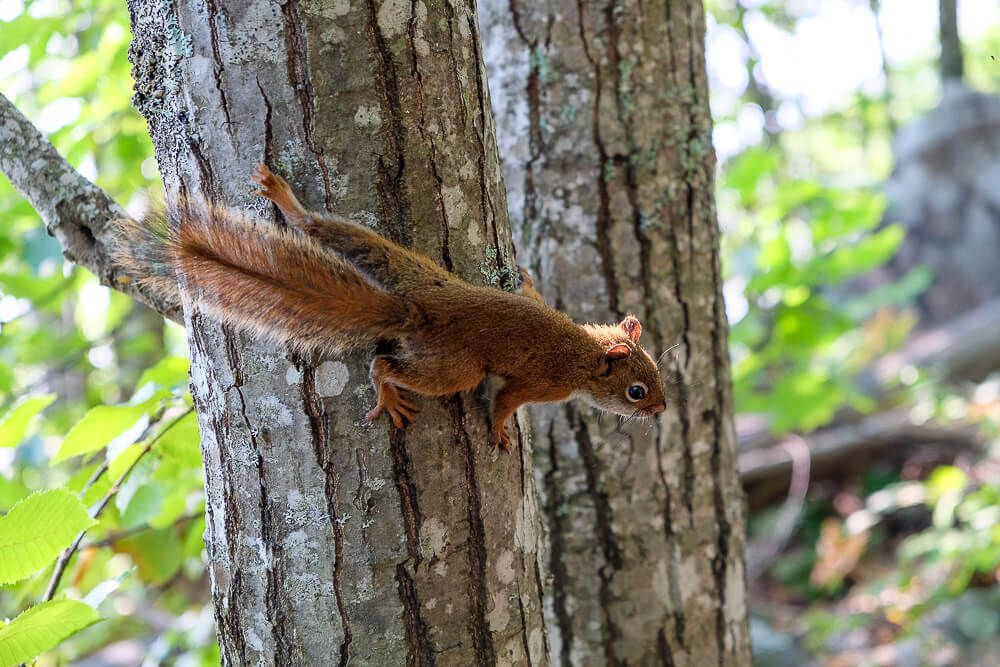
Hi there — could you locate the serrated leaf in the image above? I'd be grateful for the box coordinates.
[52,401,154,464]
[0,394,56,447]
[0,489,95,585]
[0,599,100,667]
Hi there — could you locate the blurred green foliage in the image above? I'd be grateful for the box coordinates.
[722,146,920,432]
[711,0,1000,661]
[0,0,212,664]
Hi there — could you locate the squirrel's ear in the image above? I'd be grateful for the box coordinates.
[606,344,631,361]
[620,315,642,342]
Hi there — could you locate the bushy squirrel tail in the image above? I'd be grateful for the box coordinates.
[116,206,418,354]
[115,213,183,312]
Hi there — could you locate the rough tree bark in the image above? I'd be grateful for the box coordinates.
[938,0,964,82]
[121,0,546,664]
[481,1,750,664]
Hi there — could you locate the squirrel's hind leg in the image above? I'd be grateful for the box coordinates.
[367,356,421,428]
[252,164,312,231]
[365,354,485,429]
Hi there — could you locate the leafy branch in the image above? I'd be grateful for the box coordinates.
[42,405,195,602]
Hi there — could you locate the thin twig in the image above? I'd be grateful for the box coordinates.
[42,406,195,601]
[79,512,204,550]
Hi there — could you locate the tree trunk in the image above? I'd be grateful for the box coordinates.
[481,1,750,664]
[126,1,546,664]
[939,0,964,82]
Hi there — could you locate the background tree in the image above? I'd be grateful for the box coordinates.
[481,1,750,664]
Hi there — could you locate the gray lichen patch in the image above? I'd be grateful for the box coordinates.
[376,0,409,39]
[315,360,350,396]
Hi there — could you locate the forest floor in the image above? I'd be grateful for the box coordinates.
[747,376,1000,667]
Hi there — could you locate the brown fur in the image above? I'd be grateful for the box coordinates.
[171,210,417,355]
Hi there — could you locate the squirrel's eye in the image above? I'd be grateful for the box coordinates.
[627,383,647,402]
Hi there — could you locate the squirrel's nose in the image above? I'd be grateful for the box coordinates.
[653,402,667,414]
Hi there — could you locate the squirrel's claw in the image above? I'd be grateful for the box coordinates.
[365,404,384,424]
[490,426,513,452]
[251,163,274,185]
[252,165,281,197]
[368,385,420,430]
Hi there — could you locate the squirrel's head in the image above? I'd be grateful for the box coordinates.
[579,315,667,418]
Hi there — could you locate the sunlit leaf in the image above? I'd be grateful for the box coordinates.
[136,356,190,393]
[0,600,100,667]
[0,489,95,585]
[0,476,30,511]
[52,401,155,464]
[156,410,201,467]
[0,393,56,447]
[107,444,145,481]
[927,466,968,504]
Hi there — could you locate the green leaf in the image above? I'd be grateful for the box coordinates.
[928,466,968,504]
[0,394,56,447]
[811,191,886,242]
[0,271,66,303]
[136,356,190,393]
[0,489,95,585]
[183,516,206,559]
[812,225,905,284]
[149,487,190,529]
[119,484,165,529]
[52,402,153,464]
[0,476,30,511]
[114,528,183,585]
[723,147,779,204]
[156,411,201,468]
[107,444,145,481]
[0,600,100,667]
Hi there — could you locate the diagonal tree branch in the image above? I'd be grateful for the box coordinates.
[0,92,180,321]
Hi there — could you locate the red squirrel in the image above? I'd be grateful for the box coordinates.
[119,165,667,449]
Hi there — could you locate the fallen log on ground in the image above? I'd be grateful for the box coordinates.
[738,299,1000,508]
[741,411,983,509]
